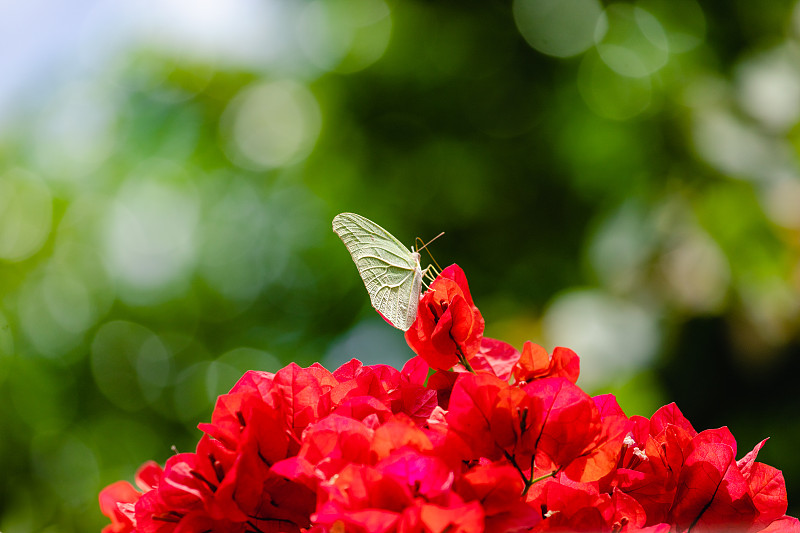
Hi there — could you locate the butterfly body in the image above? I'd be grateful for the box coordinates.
[332,212,424,331]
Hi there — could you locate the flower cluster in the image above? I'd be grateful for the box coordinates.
[100,265,797,532]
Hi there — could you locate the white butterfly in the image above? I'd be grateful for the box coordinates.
[333,212,438,331]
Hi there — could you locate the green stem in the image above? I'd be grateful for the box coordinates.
[503,450,558,497]
[530,470,557,485]
[503,450,529,490]
[459,355,476,374]
[521,469,557,498]
[456,347,476,374]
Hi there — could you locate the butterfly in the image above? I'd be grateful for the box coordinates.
[332,212,439,331]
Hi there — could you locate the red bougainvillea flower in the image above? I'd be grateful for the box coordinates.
[99,262,797,533]
[100,352,798,533]
[601,402,698,524]
[405,264,484,371]
[601,402,798,532]
[667,427,792,532]
[445,372,619,490]
[516,377,604,479]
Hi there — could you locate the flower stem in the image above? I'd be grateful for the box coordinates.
[456,347,476,374]
[503,450,531,495]
[503,450,558,497]
[530,470,557,485]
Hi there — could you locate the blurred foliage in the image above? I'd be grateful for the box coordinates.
[1,0,800,530]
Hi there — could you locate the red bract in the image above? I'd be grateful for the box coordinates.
[314,450,484,533]
[666,428,795,533]
[446,372,510,460]
[100,461,165,533]
[296,414,374,479]
[527,473,674,533]
[272,363,334,452]
[602,403,698,524]
[761,516,800,532]
[512,342,580,384]
[99,481,140,533]
[446,371,616,487]
[371,414,434,461]
[562,394,631,483]
[99,263,796,533]
[469,337,521,381]
[603,403,795,532]
[521,378,603,478]
[669,441,756,532]
[405,264,484,371]
[456,462,541,532]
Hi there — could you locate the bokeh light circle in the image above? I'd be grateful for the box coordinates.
[595,4,669,78]
[199,177,271,303]
[588,201,657,292]
[736,45,800,132]
[659,228,730,313]
[637,0,705,54]
[19,269,93,358]
[220,80,322,170]
[297,0,392,73]
[543,289,659,390]
[33,82,117,181]
[173,361,217,424]
[0,169,52,262]
[692,109,775,178]
[104,163,200,303]
[90,320,172,411]
[765,175,800,229]
[513,0,604,58]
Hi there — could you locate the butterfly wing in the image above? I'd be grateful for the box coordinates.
[332,212,422,331]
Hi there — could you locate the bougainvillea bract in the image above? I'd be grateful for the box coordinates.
[100,264,798,532]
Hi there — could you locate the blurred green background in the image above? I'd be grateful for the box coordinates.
[1,0,799,530]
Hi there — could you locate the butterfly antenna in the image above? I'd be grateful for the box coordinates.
[415,232,444,282]
[415,231,444,255]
